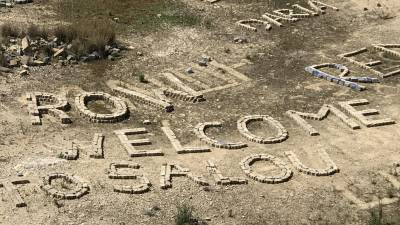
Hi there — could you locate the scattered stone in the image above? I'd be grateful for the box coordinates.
[0,33,124,72]
[15,0,33,4]
[21,36,30,51]
[21,55,32,66]
[53,48,65,58]
[0,66,11,73]
[66,55,75,61]
[19,70,29,76]
[33,60,45,66]
[234,37,248,44]
[88,51,101,60]
[186,67,194,74]
[110,48,120,57]
[8,59,19,67]
[43,57,51,64]
[198,60,208,67]
[143,120,151,125]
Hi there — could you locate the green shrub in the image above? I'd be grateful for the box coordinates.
[0,23,20,38]
[53,20,115,57]
[175,204,194,225]
[27,24,49,39]
[138,73,147,83]
[369,206,384,225]
[0,52,7,67]
[53,25,77,43]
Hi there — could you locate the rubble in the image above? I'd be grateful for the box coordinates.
[0,34,124,74]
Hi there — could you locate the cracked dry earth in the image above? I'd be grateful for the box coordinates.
[1,0,400,224]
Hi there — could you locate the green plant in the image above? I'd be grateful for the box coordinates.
[175,204,194,225]
[367,202,400,225]
[0,52,7,67]
[57,153,64,159]
[52,0,203,34]
[138,73,147,83]
[369,205,384,225]
[52,19,115,57]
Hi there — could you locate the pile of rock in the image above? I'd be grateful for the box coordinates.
[0,35,123,75]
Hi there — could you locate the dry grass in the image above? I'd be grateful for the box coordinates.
[0,22,20,38]
[53,20,116,57]
[51,0,206,33]
[0,20,116,58]
[371,3,396,20]
[26,24,49,39]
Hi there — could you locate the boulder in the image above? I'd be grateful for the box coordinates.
[19,70,29,76]
[234,37,248,44]
[33,60,45,66]
[8,59,19,67]
[21,36,30,51]
[88,51,101,60]
[110,48,120,57]
[198,59,208,67]
[21,55,33,66]
[66,55,76,61]
[0,66,12,73]
[42,57,50,64]
[53,48,65,58]
[186,67,194,74]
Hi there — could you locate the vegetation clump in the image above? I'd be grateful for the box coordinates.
[175,203,207,225]
[0,21,120,69]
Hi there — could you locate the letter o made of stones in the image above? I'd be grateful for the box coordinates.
[41,173,90,199]
[240,154,293,184]
[75,92,129,123]
[237,115,288,144]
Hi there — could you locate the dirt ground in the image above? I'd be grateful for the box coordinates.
[1,0,400,224]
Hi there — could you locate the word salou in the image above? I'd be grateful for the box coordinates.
[236,0,338,32]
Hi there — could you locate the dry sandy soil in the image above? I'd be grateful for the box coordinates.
[0,0,400,224]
